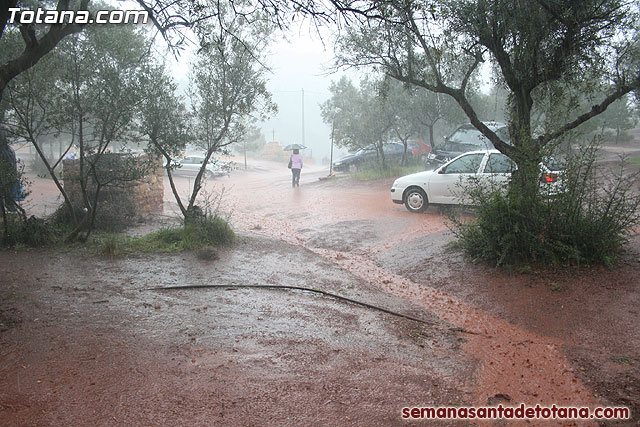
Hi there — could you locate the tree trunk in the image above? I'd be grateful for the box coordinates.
[1,199,7,243]
[506,89,541,200]
[376,142,387,169]
[428,125,435,149]
[29,132,77,226]
[166,164,187,218]
[401,141,408,166]
[509,143,542,204]
[84,183,102,241]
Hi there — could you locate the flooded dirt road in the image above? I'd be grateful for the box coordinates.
[1,158,639,425]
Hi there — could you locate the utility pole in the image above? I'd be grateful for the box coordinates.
[301,88,305,148]
[243,139,247,170]
[329,117,335,176]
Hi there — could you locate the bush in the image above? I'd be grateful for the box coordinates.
[1,215,59,247]
[450,143,640,267]
[95,214,235,256]
[49,193,139,233]
[151,215,235,249]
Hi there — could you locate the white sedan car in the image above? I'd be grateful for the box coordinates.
[391,150,562,213]
[170,156,230,179]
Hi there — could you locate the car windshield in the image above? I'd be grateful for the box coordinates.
[484,153,516,174]
[448,128,489,146]
[383,144,403,154]
[441,126,509,151]
[355,146,375,155]
[542,157,563,171]
[443,153,485,174]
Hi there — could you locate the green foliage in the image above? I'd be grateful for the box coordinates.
[1,215,60,248]
[322,76,396,162]
[95,215,235,256]
[450,144,640,267]
[30,154,62,179]
[351,164,424,181]
[0,155,25,205]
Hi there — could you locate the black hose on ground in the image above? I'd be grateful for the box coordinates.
[146,283,444,328]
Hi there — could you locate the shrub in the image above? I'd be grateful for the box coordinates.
[1,215,59,247]
[95,214,235,256]
[450,143,640,267]
[192,214,235,246]
[49,193,139,233]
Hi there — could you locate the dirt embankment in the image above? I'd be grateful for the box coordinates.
[2,157,639,425]
[1,235,473,426]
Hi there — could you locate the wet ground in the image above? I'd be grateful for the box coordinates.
[1,151,639,425]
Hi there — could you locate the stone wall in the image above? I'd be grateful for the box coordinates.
[62,154,163,227]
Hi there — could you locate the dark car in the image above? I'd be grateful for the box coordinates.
[407,140,431,158]
[332,142,405,172]
[425,122,509,170]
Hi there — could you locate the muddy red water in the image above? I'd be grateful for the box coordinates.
[1,157,638,426]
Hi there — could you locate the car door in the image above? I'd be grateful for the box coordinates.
[427,153,486,204]
[478,152,515,192]
[182,157,204,176]
[175,157,192,176]
[383,143,404,164]
[357,147,377,165]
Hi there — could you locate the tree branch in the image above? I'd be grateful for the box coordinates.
[0,0,89,102]
[539,76,640,145]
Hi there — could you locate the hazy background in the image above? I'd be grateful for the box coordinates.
[169,25,360,163]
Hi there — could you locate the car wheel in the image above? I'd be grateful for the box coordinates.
[348,163,358,173]
[404,187,428,213]
[205,170,214,179]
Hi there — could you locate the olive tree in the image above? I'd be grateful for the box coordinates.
[3,43,81,226]
[179,6,276,221]
[321,76,397,169]
[0,1,88,104]
[331,0,640,195]
[0,0,334,105]
[5,23,155,240]
[58,24,157,239]
[139,63,191,219]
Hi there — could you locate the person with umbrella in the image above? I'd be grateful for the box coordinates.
[284,144,305,187]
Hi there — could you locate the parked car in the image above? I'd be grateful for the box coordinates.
[391,149,563,213]
[407,140,431,158]
[425,122,509,170]
[332,142,405,172]
[169,156,229,178]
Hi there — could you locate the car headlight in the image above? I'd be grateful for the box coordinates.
[427,153,436,160]
[334,162,342,166]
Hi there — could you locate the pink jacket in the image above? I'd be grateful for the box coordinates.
[290,154,303,169]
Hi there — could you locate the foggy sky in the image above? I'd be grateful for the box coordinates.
[260,30,357,162]
[169,25,359,163]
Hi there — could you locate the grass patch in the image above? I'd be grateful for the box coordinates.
[628,156,640,166]
[1,215,61,248]
[351,164,424,181]
[94,215,235,256]
[614,356,633,365]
